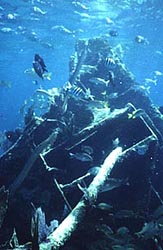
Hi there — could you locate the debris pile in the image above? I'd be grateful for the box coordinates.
[0,38,163,250]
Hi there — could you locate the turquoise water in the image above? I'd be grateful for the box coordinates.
[0,0,163,131]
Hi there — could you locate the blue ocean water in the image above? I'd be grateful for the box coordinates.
[0,0,163,131]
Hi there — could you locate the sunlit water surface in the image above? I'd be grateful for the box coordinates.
[0,0,163,131]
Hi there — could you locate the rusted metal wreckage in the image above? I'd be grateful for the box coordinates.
[0,38,163,249]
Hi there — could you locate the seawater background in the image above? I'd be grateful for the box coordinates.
[0,0,163,131]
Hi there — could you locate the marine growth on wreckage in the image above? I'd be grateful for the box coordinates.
[0,37,163,250]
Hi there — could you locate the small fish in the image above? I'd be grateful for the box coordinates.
[115,209,135,219]
[89,77,110,87]
[134,85,151,94]
[153,205,163,219]
[156,50,162,55]
[33,54,48,79]
[87,166,100,176]
[105,17,114,25]
[114,44,124,59]
[84,88,94,100]
[31,205,58,244]
[24,68,51,81]
[32,80,38,85]
[109,29,118,37]
[7,13,17,20]
[144,78,157,85]
[35,54,48,73]
[33,6,47,15]
[108,70,115,86]
[116,227,130,235]
[1,27,13,33]
[72,1,88,10]
[154,70,163,77]
[96,224,114,235]
[113,138,120,148]
[80,64,97,74]
[154,237,163,250]
[135,35,149,45]
[136,221,158,239]
[128,109,144,119]
[81,145,94,155]
[108,92,118,99]
[42,72,52,81]
[67,83,94,100]
[51,25,73,34]
[0,80,11,88]
[135,144,148,155]
[105,57,116,69]
[112,245,126,250]
[100,178,129,193]
[86,100,108,110]
[70,85,84,97]
[70,152,93,162]
[96,202,113,211]
[33,61,44,79]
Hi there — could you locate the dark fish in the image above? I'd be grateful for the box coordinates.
[35,54,48,72]
[33,61,44,79]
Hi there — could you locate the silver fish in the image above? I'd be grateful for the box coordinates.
[100,178,129,193]
[33,6,46,15]
[81,145,94,155]
[96,202,113,211]
[87,166,100,176]
[89,77,110,87]
[136,221,159,239]
[144,78,157,85]
[115,209,135,219]
[70,152,93,162]
[135,35,149,45]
